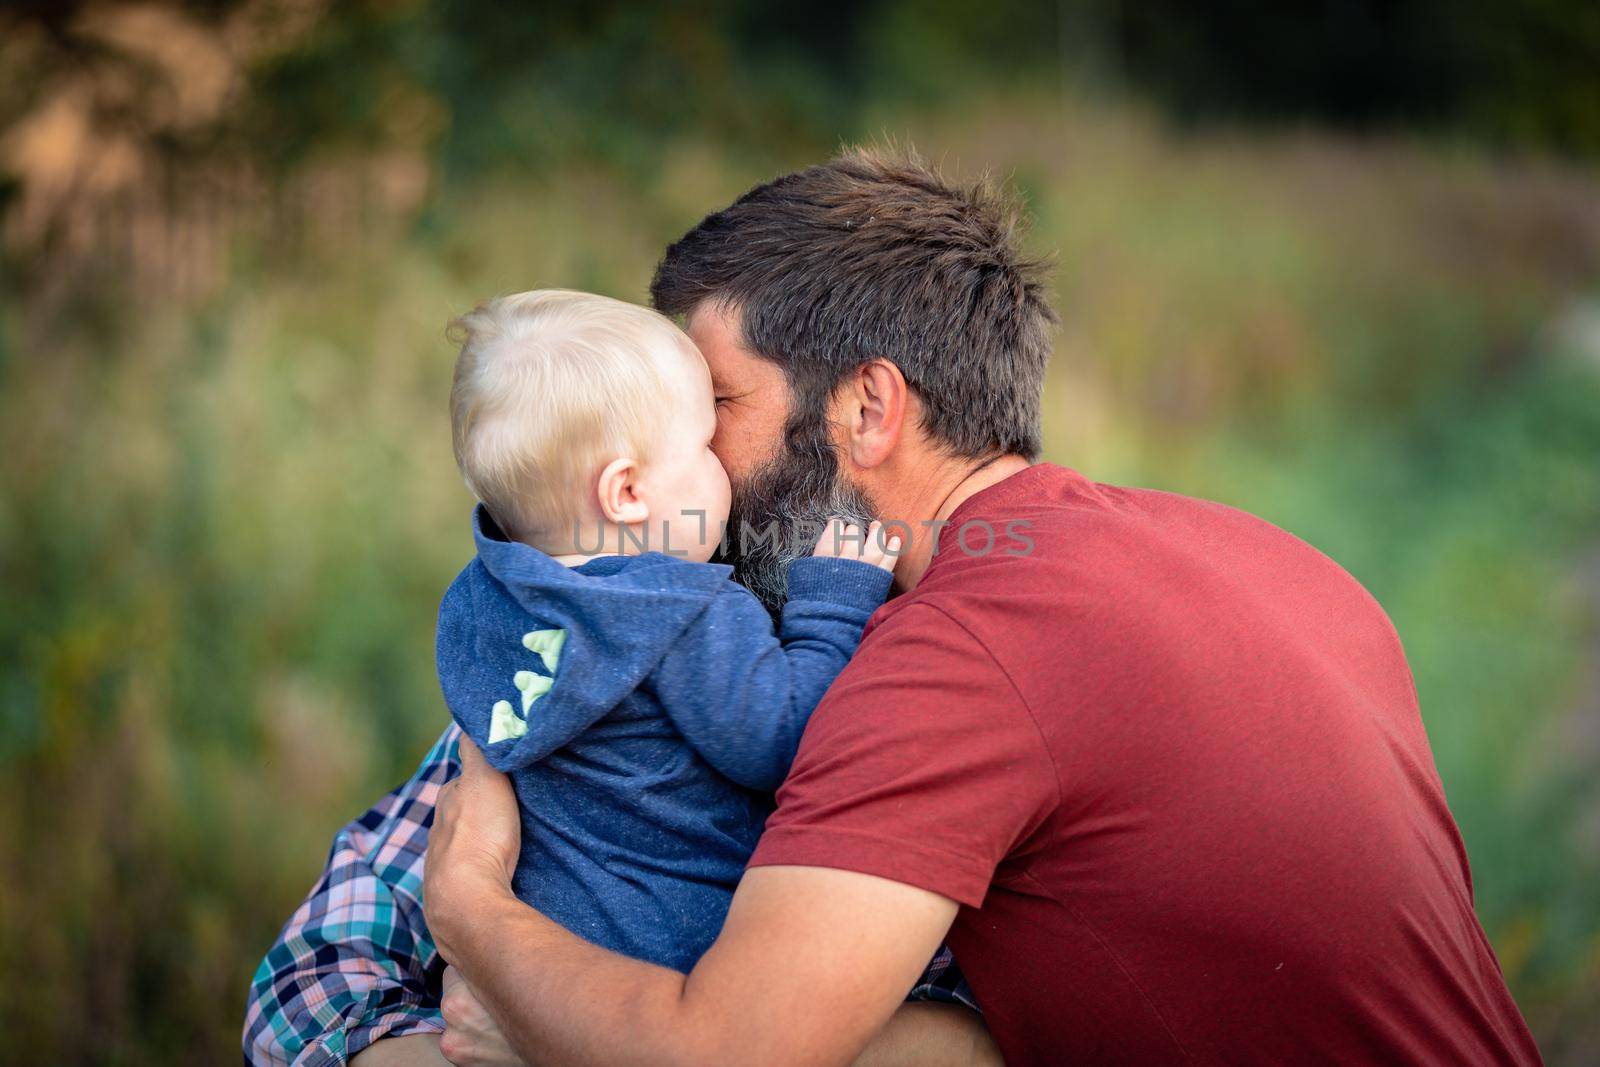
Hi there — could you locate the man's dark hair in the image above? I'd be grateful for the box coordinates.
[650,147,1056,460]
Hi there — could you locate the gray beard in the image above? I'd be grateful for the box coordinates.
[715,429,878,616]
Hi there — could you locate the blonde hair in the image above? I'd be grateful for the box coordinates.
[448,289,700,544]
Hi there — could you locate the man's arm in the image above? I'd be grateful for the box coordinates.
[425,738,962,1067]
[243,727,461,1066]
[435,968,998,1067]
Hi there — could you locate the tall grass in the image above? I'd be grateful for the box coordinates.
[2,94,1598,1063]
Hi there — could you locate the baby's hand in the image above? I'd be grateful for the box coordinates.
[813,519,902,573]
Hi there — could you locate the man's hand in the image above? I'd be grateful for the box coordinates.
[813,518,902,573]
[424,735,522,965]
[440,966,528,1067]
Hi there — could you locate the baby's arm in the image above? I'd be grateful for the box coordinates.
[651,521,901,791]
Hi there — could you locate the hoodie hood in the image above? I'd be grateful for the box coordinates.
[436,506,732,772]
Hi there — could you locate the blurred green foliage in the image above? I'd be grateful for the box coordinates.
[1,2,1599,1063]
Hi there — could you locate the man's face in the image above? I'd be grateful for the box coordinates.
[685,303,790,482]
[685,302,878,612]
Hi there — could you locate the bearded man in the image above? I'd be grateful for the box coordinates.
[247,150,1539,1067]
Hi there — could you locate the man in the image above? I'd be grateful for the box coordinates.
[249,150,1540,1066]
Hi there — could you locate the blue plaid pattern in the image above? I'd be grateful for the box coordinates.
[244,725,975,1065]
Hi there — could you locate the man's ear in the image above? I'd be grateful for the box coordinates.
[839,358,908,470]
[595,457,649,525]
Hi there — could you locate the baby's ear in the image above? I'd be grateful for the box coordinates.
[595,456,649,525]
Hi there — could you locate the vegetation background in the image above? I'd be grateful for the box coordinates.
[2,1,1598,1062]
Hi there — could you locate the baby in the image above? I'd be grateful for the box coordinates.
[435,289,899,972]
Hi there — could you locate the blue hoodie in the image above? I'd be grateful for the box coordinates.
[436,506,893,972]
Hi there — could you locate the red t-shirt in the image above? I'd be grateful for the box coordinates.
[749,464,1539,1066]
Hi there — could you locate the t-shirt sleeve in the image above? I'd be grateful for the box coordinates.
[748,603,1059,908]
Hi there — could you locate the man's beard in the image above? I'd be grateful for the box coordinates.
[714,421,879,616]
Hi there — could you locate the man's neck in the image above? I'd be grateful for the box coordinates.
[886,453,1032,593]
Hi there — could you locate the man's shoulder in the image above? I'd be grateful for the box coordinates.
[917,468,1351,603]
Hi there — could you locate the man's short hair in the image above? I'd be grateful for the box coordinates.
[650,147,1056,460]
[448,289,697,543]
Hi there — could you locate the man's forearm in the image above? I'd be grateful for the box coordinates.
[454,898,992,1067]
